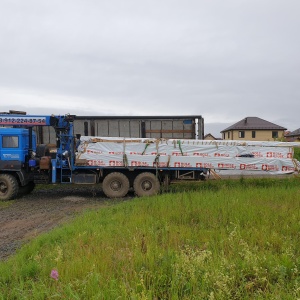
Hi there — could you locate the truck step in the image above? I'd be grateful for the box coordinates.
[33,174,50,184]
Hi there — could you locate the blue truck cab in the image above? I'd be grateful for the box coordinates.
[0,127,36,163]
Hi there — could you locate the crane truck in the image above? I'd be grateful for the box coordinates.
[0,112,207,200]
[0,112,298,201]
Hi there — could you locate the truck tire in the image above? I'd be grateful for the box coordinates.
[102,172,130,198]
[133,172,160,197]
[0,174,19,201]
[18,182,35,196]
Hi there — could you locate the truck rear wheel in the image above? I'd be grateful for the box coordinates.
[0,174,19,201]
[133,172,160,197]
[102,172,130,198]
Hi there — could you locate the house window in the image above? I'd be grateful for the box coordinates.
[238,131,245,138]
[272,131,278,139]
[252,131,256,138]
[228,132,230,139]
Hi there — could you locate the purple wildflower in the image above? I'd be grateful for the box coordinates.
[50,269,59,281]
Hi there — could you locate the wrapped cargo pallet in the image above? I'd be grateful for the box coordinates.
[75,137,299,174]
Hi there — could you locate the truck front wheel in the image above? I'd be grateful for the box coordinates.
[0,174,19,201]
[133,172,160,197]
[102,172,130,198]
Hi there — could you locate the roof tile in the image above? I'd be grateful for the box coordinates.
[221,117,286,132]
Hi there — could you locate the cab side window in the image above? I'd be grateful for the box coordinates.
[2,136,19,148]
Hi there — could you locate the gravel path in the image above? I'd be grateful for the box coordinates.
[0,186,124,261]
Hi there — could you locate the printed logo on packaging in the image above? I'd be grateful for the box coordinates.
[174,162,192,168]
[131,161,149,167]
[240,164,258,170]
[88,160,106,166]
[282,166,294,172]
[262,164,279,171]
[218,163,236,169]
[109,161,123,166]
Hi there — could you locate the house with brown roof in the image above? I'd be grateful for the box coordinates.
[285,128,300,142]
[204,133,217,140]
[220,117,287,141]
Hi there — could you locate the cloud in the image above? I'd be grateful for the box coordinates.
[0,0,299,137]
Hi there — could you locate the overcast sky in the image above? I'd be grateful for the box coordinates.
[0,0,299,137]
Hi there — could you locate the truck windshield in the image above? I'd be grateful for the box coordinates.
[2,136,19,148]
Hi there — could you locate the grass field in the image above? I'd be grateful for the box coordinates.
[0,177,300,299]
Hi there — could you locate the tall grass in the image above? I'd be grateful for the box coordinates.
[0,178,300,299]
[294,147,300,161]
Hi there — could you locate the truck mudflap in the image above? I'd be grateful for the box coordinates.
[16,170,34,186]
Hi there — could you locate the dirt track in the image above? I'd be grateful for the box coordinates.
[0,186,125,261]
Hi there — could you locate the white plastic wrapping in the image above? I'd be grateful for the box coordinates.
[75,137,299,174]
